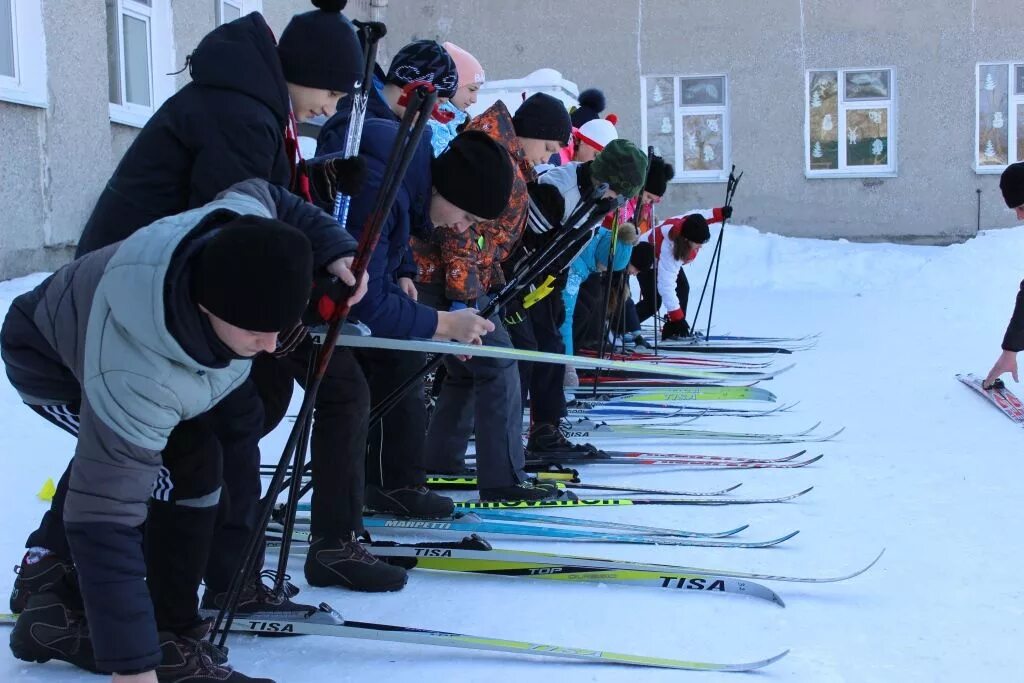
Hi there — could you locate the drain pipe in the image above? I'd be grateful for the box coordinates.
[976,188,982,235]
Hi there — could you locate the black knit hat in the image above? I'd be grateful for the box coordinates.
[278,1,363,94]
[193,216,314,332]
[571,88,606,128]
[512,93,571,143]
[1001,162,1024,208]
[386,40,458,99]
[681,214,711,244]
[432,130,514,220]
[645,153,675,197]
[591,139,649,198]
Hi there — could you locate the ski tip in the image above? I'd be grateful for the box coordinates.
[795,486,815,497]
[774,530,801,544]
[744,649,791,670]
[724,483,743,492]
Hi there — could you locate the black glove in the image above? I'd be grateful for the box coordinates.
[303,273,352,326]
[721,205,733,220]
[501,298,527,327]
[304,154,367,214]
[661,317,690,340]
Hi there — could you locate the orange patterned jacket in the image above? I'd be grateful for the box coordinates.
[411,100,535,303]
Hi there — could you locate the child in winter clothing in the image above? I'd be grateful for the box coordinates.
[1,180,359,683]
[632,207,732,339]
[507,139,648,455]
[76,2,364,256]
[553,116,619,166]
[415,93,572,502]
[428,42,485,156]
[319,120,514,518]
[985,161,1024,387]
[561,222,640,356]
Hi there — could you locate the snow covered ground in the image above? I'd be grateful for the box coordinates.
[2,223,1023,682]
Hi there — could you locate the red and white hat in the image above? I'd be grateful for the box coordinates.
[575,117,619,152]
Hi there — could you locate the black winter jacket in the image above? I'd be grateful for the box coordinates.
[75,13,293,256]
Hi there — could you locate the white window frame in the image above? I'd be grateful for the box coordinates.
[217,0,261,25]
[0,0,47,108]
[975,61,1023,174]
[107,0,176,128]
[804,66,898,179]
[640,73,731,184]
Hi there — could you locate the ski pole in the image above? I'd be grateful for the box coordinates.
[592,212,621,397]
[691,166,741,336]
[212,84,438,649]
[704,169,742,338]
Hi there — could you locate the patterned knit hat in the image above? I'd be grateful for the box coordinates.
[590,139,648,198]
[386,40,458,98]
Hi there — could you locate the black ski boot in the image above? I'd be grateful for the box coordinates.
[479,478,567,502]
[10,550,75,614]
[526,423,605,458]
[304,534,408,592]
[200,572,325,623]
[660,318,690,341]
[157,621,274,683]
[365,485,454,518]
[9,590,99,673]
[631,334,654,352]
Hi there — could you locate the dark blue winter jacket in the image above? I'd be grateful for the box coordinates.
[75,13,293,256]
[320,116,437,338]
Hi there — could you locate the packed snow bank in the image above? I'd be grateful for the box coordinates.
[2,224,1024,682]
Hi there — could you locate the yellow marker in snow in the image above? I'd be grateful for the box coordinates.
[37,477,56,502]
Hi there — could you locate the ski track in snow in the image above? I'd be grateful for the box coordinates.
[2,225,1023,681]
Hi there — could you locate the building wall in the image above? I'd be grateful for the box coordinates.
[376,0,1023,242]
[2,0,1022,282]
[0,0,309,282]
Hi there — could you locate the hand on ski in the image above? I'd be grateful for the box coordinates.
[435,307,494,346]
[326,256,369,307]
[984,349,1018,388]
[398,276,418,301]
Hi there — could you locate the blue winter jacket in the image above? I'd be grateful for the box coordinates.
[560,228,634,355]
[320,114,438,338]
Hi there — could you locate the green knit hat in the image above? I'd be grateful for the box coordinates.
[590,139,648,198]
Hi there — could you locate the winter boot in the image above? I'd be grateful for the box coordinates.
[365,485,454,518]
[526,423,606,458]
[479,478,568,502]
[304,535,408,592]
[660,318,690,341]
[630,334,653,352]
[9,590,99,673]
[10,549,75,614]
[200,572,320,623]
[157,621,274,683]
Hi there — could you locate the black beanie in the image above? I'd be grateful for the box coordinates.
[1001,162,1024,208]
[386,40,458,98]
[571,88,606,128]
[278,1,363,94]
[432,130,514,220]
[645,154,675,197]
[681,214,711,244]
[193,216,314,332]
[512,93,572,143]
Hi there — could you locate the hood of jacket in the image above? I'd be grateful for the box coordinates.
[188,13,291,127]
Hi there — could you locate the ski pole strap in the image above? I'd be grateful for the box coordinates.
[523,275,556,309]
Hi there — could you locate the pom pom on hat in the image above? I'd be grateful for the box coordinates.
[311,0,347,10]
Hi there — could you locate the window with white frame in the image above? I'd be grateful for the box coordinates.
[217,0,261,25]
[106,0,175,127]
[806,68,896,177]
[641,74,730,183]
[974,62,1024,172]
[0,0,47,108]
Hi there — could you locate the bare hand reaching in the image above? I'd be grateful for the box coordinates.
[435,308,494,345]
[984,349,1018,389]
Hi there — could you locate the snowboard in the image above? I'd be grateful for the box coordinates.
[956,373,1024,424]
